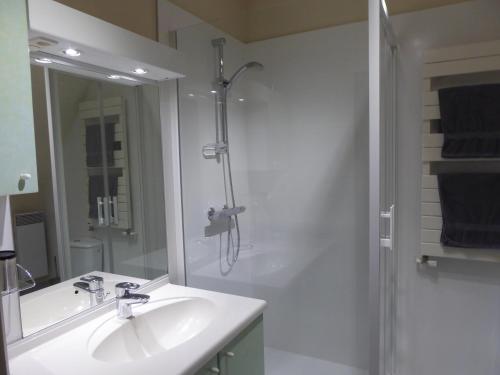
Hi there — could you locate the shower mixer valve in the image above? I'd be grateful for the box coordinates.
[202,143,227,159]
[208,206,246,222]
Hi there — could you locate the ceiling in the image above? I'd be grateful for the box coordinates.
[167,0,472,42]
[55,0,158,40]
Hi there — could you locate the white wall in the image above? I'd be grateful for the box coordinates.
[244,24,369,368]
[392,1,500,375]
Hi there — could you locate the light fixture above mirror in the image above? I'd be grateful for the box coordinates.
[62,48,81,57]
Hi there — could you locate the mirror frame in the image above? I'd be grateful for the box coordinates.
[9,62,185,344]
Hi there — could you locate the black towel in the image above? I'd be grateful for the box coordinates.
[439,84,500,158]
[86,123,116,167]
[88,176,118,219]
[438,174,500,248]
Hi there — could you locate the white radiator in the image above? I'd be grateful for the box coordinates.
[15,212,49,279]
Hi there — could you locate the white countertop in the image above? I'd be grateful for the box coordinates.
[9,283,266,375]
[21,271,148,336]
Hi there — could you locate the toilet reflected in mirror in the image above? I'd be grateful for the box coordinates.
[70,238,103,277]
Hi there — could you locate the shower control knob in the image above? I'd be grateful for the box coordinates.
[207,207,216,221]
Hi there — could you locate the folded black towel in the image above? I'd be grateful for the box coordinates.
[439,84,500,158]
[438,174,500,248]
[86,123,115,167]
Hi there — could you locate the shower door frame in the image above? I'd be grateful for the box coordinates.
[369,1,399,375]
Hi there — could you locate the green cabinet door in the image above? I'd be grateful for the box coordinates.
[0,0,38,195]
[195,356,221,375]
[219,315,264,375]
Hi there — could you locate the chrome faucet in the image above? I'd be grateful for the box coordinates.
[73,275,106,305]
[115,282,149,319]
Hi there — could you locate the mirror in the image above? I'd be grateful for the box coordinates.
[10,65,168,337]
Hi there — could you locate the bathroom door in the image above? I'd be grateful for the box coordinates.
[369,1,398,375]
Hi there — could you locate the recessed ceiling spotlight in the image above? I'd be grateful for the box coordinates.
[238,98,245,102]
[133,67,148,75]
[210,90,217,94]
[107,75,121,80]
[62,48,81,57]
[34,57,52,64]
[188,93,195,97]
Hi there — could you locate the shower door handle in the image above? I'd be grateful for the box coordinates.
[380,204,395,250]
[102,196,110,226]
[97,197,105,225]
[113,196,118,225]
[109,196,118,225]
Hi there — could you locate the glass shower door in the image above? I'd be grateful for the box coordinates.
[369,1,398,375]
[380,19,398,375]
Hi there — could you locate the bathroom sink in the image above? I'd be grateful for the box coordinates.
[88,297,216,363]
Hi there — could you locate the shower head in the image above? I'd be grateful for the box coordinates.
[226,61,264,90]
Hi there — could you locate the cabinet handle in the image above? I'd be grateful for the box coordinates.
[223,351,235,358]
[208,368,220,374]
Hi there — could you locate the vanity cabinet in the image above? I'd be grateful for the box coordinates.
[195,356,220,375]
[0,0,38,196]
[219,316,264,375]
[195,316,264,375]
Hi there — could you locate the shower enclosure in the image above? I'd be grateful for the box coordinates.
[169,0,398,373]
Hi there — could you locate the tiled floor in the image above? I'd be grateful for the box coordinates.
[265,347,367,375]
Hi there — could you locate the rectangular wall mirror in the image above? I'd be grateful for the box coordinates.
[11,64,168,337]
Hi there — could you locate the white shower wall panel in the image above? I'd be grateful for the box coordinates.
[176,18,369,371]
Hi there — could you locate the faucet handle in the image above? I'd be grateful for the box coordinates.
[115,282,140,297]
[81,275,103,283]
[81,275,104,292]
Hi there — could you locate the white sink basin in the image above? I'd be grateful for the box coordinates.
[88,297,216,363]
